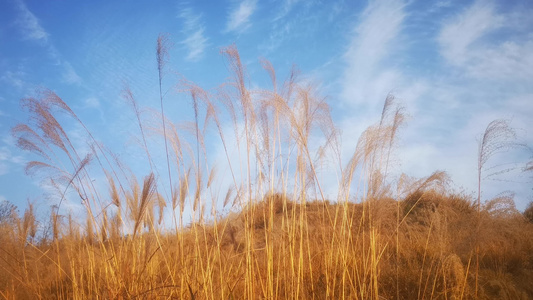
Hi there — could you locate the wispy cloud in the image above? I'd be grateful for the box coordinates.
[0,164,8,176]
[0,70,27,89]
[225,0,257,33]
[82,97,106,123]
[11,0,83,87]
[335,0,412,194]
[0,110,7,129]
[259,0,318,55]
[61,62,82,85]
[178,6,209,62]
[39,179,85,213]
[259,20,292,54]
[0,146,26,176]
[274,0,301,21]
[341,0,406,109]
[13,0,48,42]
[336,0,530,207]
[438,1,503,66]
[438,1,533,81]
[84,97,100,109]
[468,40,533,81]
[388,0,533,207]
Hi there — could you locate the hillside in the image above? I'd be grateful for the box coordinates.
[1,191,533,299]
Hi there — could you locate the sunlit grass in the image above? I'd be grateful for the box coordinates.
[1,39,532,299]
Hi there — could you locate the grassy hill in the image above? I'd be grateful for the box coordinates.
[1,192,533,299]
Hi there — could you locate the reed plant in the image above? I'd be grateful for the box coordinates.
[1,37,532,299]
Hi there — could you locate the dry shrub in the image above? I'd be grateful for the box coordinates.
[524,201,533,223]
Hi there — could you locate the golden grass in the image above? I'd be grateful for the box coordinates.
[1,193,533,299]
[2,40,533,299]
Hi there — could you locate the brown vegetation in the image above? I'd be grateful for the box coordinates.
[1,38,532,299]
[1,192,533,299]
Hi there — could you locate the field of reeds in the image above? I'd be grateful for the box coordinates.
[1,36,533,299]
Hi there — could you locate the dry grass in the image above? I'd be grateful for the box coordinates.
[2,192,532,299]
[2,40,533,299]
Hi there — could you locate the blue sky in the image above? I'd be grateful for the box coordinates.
[1,0,532,218]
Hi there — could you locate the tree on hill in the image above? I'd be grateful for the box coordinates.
[0,199,17,224]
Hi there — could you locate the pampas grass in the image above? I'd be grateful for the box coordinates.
[2,38,533,299]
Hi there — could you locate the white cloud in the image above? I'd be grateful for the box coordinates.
[274,0,301,21]
[66,123,92,157]
[0,70,26,89]
[225,0,257,33]
[336,0,532,211]
[259,20,292,54]
[178,7,208,62]
[84,97,100,109]
[438,1,533,82]
[0,148,11,162]
[39,179,85,214]
[14,0,48,42]
[435,0,452,9]
[62,62,82,85]
[466,40,533,81]
[0,146,25,176]
[82,97,106,123]
[12,1,84,87]
[438,1,502,65]
[341,0,406,109]
[183,30,208,61]
[337,0,409,184]
[0,146,26,169]
[0,163,8,176]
